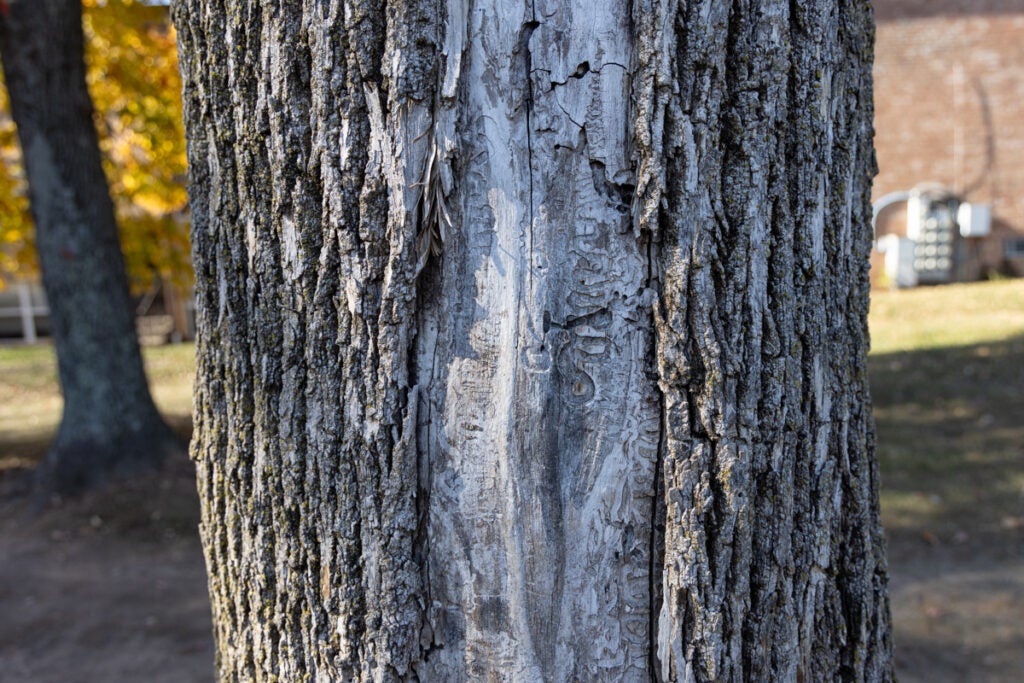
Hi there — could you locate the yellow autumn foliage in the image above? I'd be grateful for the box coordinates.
[0,74,32,282]
[0,0,190,293]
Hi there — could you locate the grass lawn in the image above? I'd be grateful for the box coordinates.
[3,281,1023,528]
[870,279,1024,354]
[869,280,1024,543]
[0,342,194,469]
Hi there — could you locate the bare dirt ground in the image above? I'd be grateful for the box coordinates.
[0,442,214,683]
[872,328,1024,682]
[887,529,1024,682]
[1,455,1021,682]
[1,311,1023,681]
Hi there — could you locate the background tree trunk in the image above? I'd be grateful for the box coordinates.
[0,0,181,495]
[175,0,892,680]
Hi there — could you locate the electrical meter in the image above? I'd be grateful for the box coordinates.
[908,188,958,284]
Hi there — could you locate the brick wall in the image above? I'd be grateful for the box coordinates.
[873,0,1024,280]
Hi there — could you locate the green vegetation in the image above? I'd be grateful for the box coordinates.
[869,280,1024,545]
[870,280,1024,354]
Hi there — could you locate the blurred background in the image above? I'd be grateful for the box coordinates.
[0,0,190,346]
[0,1,1022,682]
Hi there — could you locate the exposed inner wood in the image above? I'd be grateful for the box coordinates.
[414,0,659,678]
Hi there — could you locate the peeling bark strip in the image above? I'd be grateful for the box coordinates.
[176,0,891,680]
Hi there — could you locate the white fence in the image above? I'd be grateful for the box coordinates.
[0,282,49,343]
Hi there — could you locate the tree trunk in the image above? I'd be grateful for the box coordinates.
[0,0,181,495]
[175,0,892,680]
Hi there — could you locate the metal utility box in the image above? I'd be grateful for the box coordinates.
[877,234,918,288]
[957,202,992,238]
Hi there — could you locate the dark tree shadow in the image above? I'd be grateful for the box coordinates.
[871,333,1024,681]
[871,333,1024,547]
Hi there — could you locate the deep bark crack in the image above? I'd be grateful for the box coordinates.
[518,11,539,292]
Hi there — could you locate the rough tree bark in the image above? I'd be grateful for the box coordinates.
[175,0,891,680]
[0,0,182,495]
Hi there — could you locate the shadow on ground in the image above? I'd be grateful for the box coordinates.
[870,334,1024,682]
